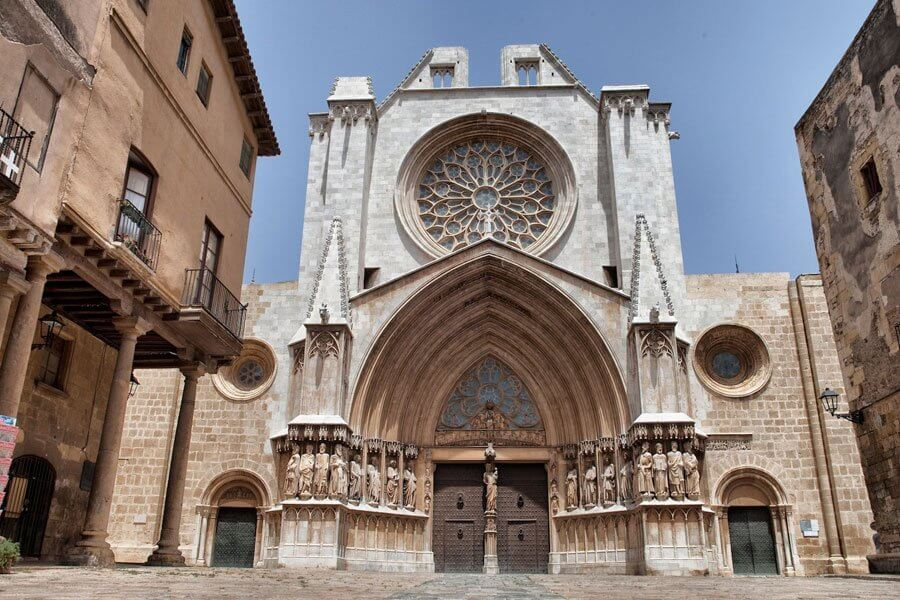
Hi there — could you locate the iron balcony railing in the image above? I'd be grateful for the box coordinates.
[115,199,162,270]
[0,107,34,188]
[182,267,246,339]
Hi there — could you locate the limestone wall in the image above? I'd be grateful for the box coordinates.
[795,0,899,560]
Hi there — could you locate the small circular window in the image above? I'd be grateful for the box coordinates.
[693,324,771,398]
[212,339,277,402]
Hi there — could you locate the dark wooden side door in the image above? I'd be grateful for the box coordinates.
[211,507,257,567]
[728,507,779,575]
[497,463,549,573]
[433,464,485,572]
[0,455,55,557]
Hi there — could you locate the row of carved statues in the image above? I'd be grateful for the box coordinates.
[554,440,701,512]
[284,443,418,508]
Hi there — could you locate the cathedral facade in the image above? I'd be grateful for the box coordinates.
[109,46,874,576]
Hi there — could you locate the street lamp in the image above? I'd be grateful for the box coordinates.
[819,387,863,424]
[129,373,140,398]
[31,310,65,351]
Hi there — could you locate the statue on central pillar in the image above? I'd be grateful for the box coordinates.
[483,466,498,513]
[298,443,315,499]
[313,442,330,497]
[652,442,668,500]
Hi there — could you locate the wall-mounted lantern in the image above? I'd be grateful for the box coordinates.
[819,387,863,424]
[31,310,65,351]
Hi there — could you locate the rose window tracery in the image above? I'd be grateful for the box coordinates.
[417,139,556,252]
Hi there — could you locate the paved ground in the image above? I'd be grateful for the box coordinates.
[0,566,897,599]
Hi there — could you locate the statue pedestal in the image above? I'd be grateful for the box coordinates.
[483,510,499,574]
[273,499,433,572]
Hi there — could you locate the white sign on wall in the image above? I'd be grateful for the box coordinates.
[800,519,820,538]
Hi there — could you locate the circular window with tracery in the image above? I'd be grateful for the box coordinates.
[417,140,556,252]
[212,339,277,402]
[693,324,771,398]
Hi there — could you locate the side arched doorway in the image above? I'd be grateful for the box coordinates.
[195,470,271,568]
[0,455,55,557]
[713,468,800,576]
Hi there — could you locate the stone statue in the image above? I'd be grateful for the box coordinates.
[284,446,301,498]
[424,464,432,514]
[550,479,560,515]
[619,460,634,502]
[565,464,578,509]
[582,461,597,507]
[602,458,617,505]
[348,454,362,501]
[298,443,315,499]
[667,441,684,500]
[329,452,347,499]
[683,441,700,500]
[637,442,653,499]
[403,466,417,508]
[367,455,382,504]
[484,466,498,513]
[313,443,330,497]
[652,442,668,500]
[386,459,401,507]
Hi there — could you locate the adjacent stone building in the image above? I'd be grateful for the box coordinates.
[0,0,277,565]
[110,45,874,576]
[795,0,900,574]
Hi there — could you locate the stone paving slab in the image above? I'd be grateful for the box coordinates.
[0,567,898,600]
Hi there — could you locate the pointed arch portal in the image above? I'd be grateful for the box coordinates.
[349,246,630,446]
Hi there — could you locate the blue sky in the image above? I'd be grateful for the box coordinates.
[235,0,873,284]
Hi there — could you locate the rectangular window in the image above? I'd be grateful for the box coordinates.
[602,266,619,289]
[363,267,380,289]
[37,334,69,390]
[860,158,882,201]
[196,62,213,107]
[199,219,223,275]
[239,137,254,177]
[13,64,59,172]
[123,161,153,214]
[176,28,192,75]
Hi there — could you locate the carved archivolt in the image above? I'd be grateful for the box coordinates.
[693,323,771,398]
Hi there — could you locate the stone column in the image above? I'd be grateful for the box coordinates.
[0,254,63,418]
[0,270,29,344]
[205,507,219,566]
[254,507,266,567]
[194,506,211,566]
[65,316,150,567]
[148,364,205,565]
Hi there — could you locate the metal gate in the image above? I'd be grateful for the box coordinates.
[433,464,485,572]
[728,507,779,575]
[0,455,55,557]
[496,463,549,573]
[211,507,257,567]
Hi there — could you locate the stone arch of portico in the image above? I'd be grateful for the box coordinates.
[194,469,271,568]
[349,250,630,446]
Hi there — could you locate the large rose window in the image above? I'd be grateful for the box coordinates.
[417,139,556,252]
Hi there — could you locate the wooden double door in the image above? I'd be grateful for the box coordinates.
[433,463,549,573]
